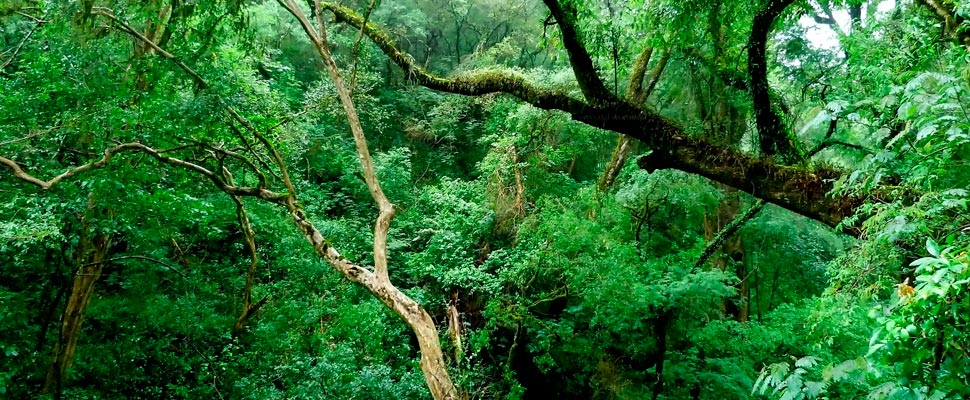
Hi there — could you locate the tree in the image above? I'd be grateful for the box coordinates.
[316,0,888,229]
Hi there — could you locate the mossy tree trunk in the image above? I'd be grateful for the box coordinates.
[42,208,112,396]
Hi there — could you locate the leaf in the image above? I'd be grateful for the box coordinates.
[897,102,918,120]
[942,198,967,210]
[872,127,892,142]
[804,381,826,398]
[916,124,938,141]
[753,368,770,395]
[879,94,898,109]
[927,238,941,257]
[826,100,849,113]
[795,356,819,368]
[943,188,968,197]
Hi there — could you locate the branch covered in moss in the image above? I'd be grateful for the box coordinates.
[694,200,766,270]
[319,2,590,114]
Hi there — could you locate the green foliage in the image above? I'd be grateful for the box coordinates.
[3,1,970,399]
[869,239,970,397]
[757,239,970,399]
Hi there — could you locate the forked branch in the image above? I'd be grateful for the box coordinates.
[278,1,459,398]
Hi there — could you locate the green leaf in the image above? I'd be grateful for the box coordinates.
[795,356,819,368]
[927,238,941,257]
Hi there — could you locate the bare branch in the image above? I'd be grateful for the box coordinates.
[94,255,187,279]
[231,194,262,334]
[279,0,394,283]
[0,124,60,147]
[93,8,298,197]
[93,8,207,89]
[279,2,459,398]
[0,142,287,202]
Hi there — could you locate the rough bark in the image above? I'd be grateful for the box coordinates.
[626,46,654,102]
[747,0,797,159]
[598,136,635,191]
[447,293,463,361]
[635,49,670,107]
[318,1,876,230]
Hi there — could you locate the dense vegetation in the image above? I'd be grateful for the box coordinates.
[2,0,969,398]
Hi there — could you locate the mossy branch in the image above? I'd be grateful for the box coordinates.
[319,2,590,114]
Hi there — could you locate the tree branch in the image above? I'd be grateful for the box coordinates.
[637,49,671,105]
[540,0,615,103]
[89,255,187,278]
[918,0,970,47]
[278,1,458,398]
[0,142,287,201]
[694,200,765,270]
[626,46,654,102]
[280,0,394,284]
[94,8,207,89]
[0,124,61,147]
[318,2,590,114]
[95,7,298,197]
[231,194,263,334]
[0,14,44,72]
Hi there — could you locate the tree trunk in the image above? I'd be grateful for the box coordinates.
[41,229,111,396]
[598,135,635,191]
[650,310,672,400]
[231,196,267,335]
[748,0,798,159]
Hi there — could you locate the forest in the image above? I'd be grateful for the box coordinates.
[1,0,969,398]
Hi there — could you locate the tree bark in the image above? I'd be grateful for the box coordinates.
[694,200,765,271]
[41,208,112,396]
[747,0,797,159]
[598,136,635,191]
[918,0,970,47]
[598,46,669,191]
[231,195,267,335]
[5,7,460,396]
[277,1,458,398]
